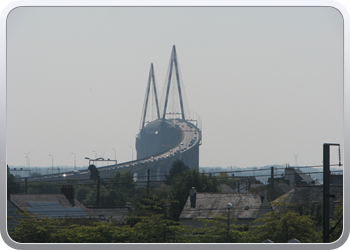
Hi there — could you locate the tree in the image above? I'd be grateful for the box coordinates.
[7,165,20,193]
[190,215,247,243]
[165,160,190,185]
[74,170,137,207]
[329,198,343,242]
[168,167,220,220]
[8,211,133,243]
[126,194,171,226]
[217,172,238,190]
[251,200,321,243]
[129,214,189,243]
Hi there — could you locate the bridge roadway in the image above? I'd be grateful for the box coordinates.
[29,119,201,183]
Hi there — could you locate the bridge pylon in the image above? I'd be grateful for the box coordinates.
[162,45,186,121]
[140,63,161,130]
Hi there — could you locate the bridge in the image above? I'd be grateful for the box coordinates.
[29,46,201,184]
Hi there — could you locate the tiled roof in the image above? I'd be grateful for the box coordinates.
[294,169,314,183]
[9,194,132,220]
[277,183,293,193]
[10,194,89,218]
[180,193,263,220]
[7,200,23,228]
[273,185,343,219]
[219,184,235,193]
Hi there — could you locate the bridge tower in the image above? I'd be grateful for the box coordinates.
[162,45,186,121]
[136,46,197,171]
[139,63,161,130]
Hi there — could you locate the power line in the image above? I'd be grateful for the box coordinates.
[8,170,343,191]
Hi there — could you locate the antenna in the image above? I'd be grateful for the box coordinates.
[292,152,298,166]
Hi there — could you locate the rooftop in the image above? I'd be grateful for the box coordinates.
[180,192,265,220]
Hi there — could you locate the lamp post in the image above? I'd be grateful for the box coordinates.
[226,203,232,243]
[92,150,97,158]
[49,154,54,181]
[71,152,76,170]
[112,148,116,160]
[85,157,91,167]
[49,154,53,168]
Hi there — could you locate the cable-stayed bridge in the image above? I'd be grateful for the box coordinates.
[29,46,201,183]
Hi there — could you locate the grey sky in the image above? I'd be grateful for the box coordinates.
[6,6,344,169]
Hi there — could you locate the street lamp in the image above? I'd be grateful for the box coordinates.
[92,150,97,158]
[112,148,116,160]
[49,154,54,167]
[49,154,54,181]
[226,203,232,243]
[71,152,76,170]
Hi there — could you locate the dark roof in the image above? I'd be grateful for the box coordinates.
[251,183,264,189]
[180,193,263,220]
[277,183,293,194]
[10,194,89,219]
[7,199,23,229]
[294,169,314,183]
[330,174,343,185]
[219,184,235,193]
[273,185,343,219]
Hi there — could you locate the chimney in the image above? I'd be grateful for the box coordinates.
[189,187,196,208]
[61,185,75,206]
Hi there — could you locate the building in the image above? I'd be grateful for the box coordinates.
[272,185,343,221]
[179,189,271,227]
[283,166,314,186]
[7,185,130,223]
[8,186,89,219]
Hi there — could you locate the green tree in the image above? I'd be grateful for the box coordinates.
[217,172,238,190]
[74,170,137,207]
[126,194,171,227]
[7,165,20,193]
[8,211,132,243]
[169,167,220,220]
[165,160,190,185]
[8,211,57,243]
[190,216,248,243]
[75,184,95,206]
[251,200,321,243]
[129,214,189,243]
[26,181,60,194]
[329,198,343,242]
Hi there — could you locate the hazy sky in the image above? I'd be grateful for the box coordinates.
[6,6,344,169]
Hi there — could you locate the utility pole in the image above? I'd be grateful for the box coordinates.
[270,167,274,201]
[25,177,27,194]
[323,143,340,243]
[96,177,100,207]
[227,203,232,243]
[147,168,150,197]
